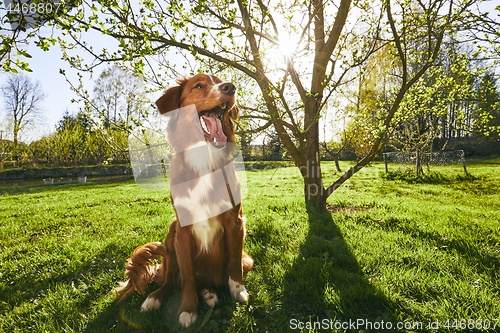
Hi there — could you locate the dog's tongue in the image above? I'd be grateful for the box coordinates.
[202,114,227,148]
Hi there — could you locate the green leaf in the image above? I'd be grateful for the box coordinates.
[16,49,32,58]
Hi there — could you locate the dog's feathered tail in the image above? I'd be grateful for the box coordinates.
[114,242,167,302]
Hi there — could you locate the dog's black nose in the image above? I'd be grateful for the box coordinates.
[220,82,236,96]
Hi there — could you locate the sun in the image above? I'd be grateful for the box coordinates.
[276,33,299,59]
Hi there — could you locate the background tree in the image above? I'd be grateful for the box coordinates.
[457,2,500,61]
[389,56,469,176]
[92,66,150,129]
[261,127,286,161]
[474,72,500,139]
[390,42,499,160]
[1,74,44,145]
[31,111,129,166]
[342,43,397,160]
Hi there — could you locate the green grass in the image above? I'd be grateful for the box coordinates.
[0,159,499,332]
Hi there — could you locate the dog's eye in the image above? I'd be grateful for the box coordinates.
[194,83,205,89]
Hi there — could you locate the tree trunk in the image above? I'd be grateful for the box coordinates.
[415,150,421,177]
[13,121,19,145]
[301,95,327,211]
[334,155,341,172]
[299,154,326,212]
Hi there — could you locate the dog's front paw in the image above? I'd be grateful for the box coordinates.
[178,311,197,328]
[229,277,249,302]
[201,288,219,308]
[140,295,161,312]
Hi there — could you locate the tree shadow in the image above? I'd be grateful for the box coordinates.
[275,207,395,331]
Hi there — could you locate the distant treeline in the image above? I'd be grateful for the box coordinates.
[0,110,498,171]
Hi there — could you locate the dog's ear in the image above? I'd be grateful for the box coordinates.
[156,85,182,114]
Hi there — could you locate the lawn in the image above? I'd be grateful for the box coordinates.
[0,159,499,332]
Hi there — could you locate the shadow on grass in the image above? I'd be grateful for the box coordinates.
[84,252,241,333]
[87,288,243,333]
[0,243,131,332]
[2,238,233,332]
[275,207,395,332]
[87,209,396,332]
[3,204,396,332]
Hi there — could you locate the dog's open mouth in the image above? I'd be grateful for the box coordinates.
[199,103,228,148]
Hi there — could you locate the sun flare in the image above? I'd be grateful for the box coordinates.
[276,33,299,59]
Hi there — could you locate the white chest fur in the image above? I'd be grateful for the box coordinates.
[192,218,223,253]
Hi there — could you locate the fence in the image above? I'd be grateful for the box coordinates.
[382,150,467,175]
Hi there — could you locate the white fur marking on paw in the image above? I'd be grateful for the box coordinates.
[179,311,197,328]
[140,296,161,312]
[228,277,249,302]
[202,289,219,308]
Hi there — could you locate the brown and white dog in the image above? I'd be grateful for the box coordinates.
[116,74,253,328]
